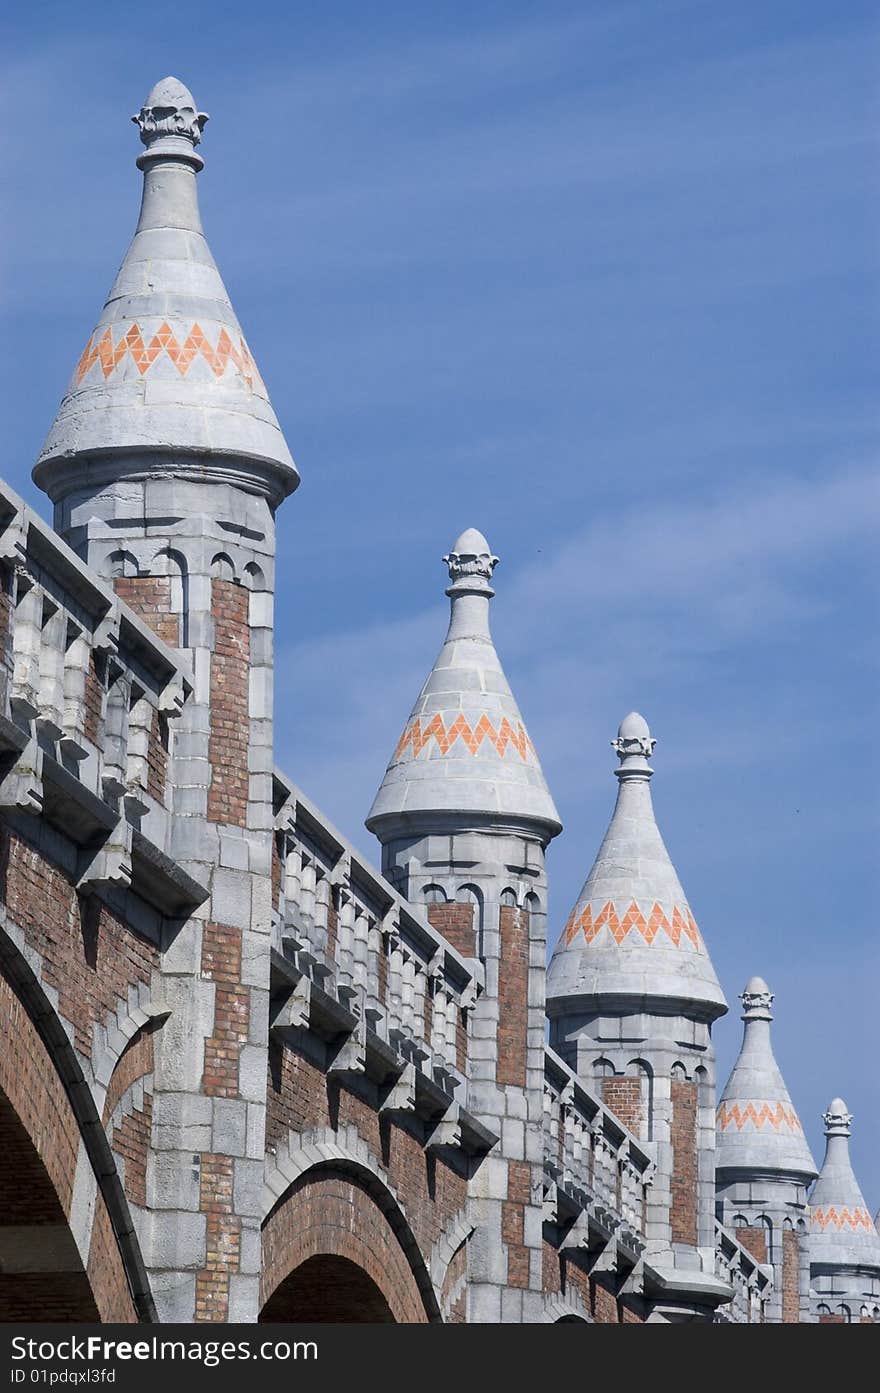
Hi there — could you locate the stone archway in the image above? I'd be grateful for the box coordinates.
[0,1089,99,1321]
[261,1254,395,1323]
[260,1169,430,1324]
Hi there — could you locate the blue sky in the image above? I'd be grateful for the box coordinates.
[2,3,878,1205]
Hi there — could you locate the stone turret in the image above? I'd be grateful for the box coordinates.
[715,977,816,1321]
[810,1100,880,1322]
[31,80,295,1323]
[35,77,297,512]
[367,527,560,836]
[547,715,729,1320]
[367,529,561,1323]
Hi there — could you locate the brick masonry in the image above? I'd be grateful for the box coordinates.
[670,1078,698,1245]
[266,1040,467,1295]
[0,968,136,1322]
[195,1154,241,1323]
[112,575,180,649]
[207,578,250,827]
[201,921,250,1099]
[0,829,157,1060]
[601,1076,643,1136]
[426,902,476,959]
[497,906,528,1088]
[84,652,103,746]
[261,1174,427,1322]
[736,1225,768,1264]
[505,1159,531,1290]
[146,707,168,803]
[782,1228,800,1323]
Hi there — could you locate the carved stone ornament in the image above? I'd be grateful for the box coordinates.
[611,733,656,760]
[443,546,499,585]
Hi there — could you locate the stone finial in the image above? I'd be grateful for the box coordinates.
[741,975,774,1020]
[611,711,655,777]
[443,528,499,596]
[132,77,209,170]
[823,1097,853,1137]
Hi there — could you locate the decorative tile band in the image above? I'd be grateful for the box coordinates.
[561,899,703,952]
[811,1206,875,1233]
[717,1101,803,1133]
[72,321,265,392]
[394,713,536,763]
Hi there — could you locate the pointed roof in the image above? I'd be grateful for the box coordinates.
[716,977,817,1180]
[366,529,561,840]
[33,78,297,507]
[546,713,726,1019]
[810,1099,880,1269]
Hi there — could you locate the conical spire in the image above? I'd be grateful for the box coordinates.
[546,713,726,1017]
[33,78,297,507]
[810,1100,880,1268]
[366,529,561,838]
[716,977,817,1180]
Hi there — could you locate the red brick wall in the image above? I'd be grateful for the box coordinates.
[108,1099,152,1209]
[543,1240,562,1294]
[602,1076,643,1135]
[113,575,179,648]
[102,1023,157,1125]
[670,1078,698,1244]
[591,1276,619,1323]
[325,902,338,965]
[195,921,252,1320]
[426,903,476,959]
[146,707,168,803]
[261,1174,428,1322]
[207,578,249,826]
[0,829,157,1061]
[84,653,103,746]
[736,1225,768,1264]
[782,1228,800,1323]
[620,1301,643,1323]
[497,906,528,1088]
[201,921,250,1099]
[195,1154,241,1323]
[441,1242,468,1322]
[266,1042,467,1267]
[272,834,283,911]
[819,1314,846,1323]
[504,1158,531,1289]
[102,1016,155,1212]
[86,1199,138,1322]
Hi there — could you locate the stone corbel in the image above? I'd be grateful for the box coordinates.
[542,1181,564,1226]
[0,510,27,567]
[326,1008,367,1077]
[271,975,312,1033]
[158,677,186,719]
[617,1256,644,1295]
[425,1100,462,1152]
[379,1059,418,1116]
[76,817,133,893]
[0,738,43,814]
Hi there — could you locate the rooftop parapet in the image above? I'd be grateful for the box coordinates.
[267,770,495,1172]
[0,480,204,918]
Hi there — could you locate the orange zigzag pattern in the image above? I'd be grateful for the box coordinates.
[73,321,264,392]
[717,1101,803,1133]
[812,1206,874,1233]
[394,713,535,763]
[561,899,703,952]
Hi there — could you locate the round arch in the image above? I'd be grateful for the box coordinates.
[0,933,154,1320]
[261,1166,432,1323]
